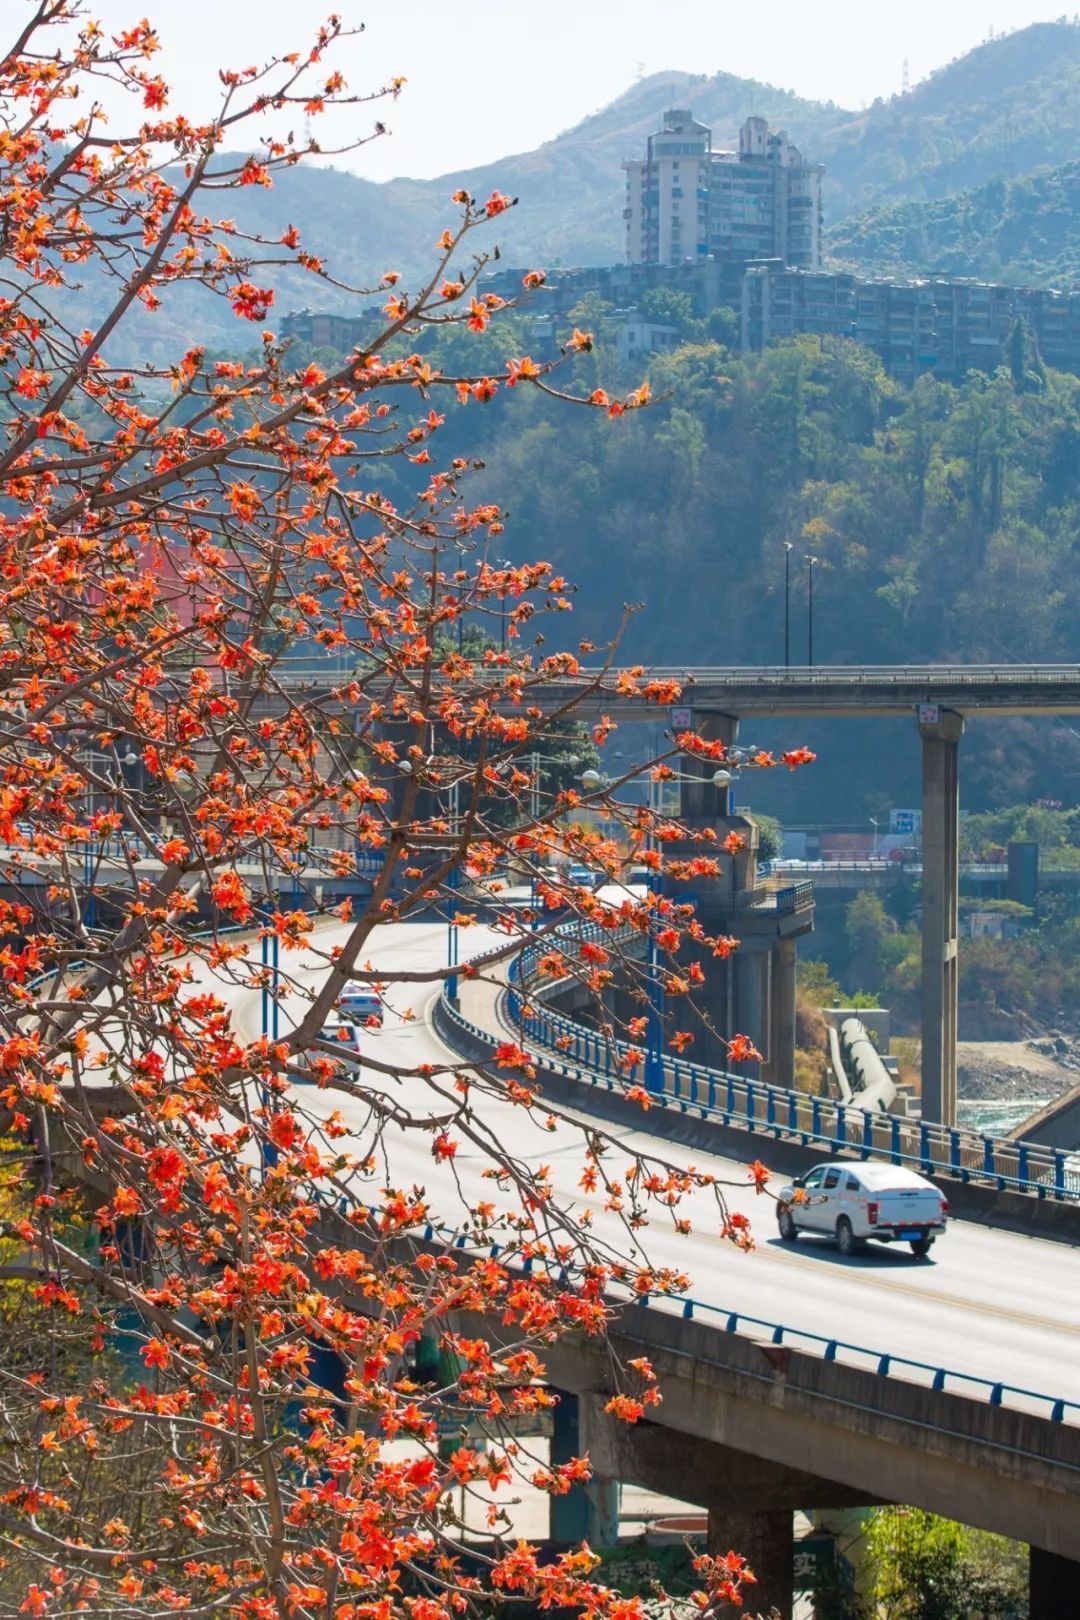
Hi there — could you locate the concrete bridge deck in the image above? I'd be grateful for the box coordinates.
[272,660,1080,719]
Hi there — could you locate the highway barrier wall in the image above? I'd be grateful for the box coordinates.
[434,927,1080,1242]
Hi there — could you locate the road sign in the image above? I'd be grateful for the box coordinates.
[917,703,940,726]
[793,1534,837,1591]
[890,808,923,836]
[671,707,694,731]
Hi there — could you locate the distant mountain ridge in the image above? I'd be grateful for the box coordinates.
[111,22,1080,353]
[819,21,1080,216]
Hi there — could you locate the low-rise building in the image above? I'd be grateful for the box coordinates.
[742,264,856,350]
[615,312,681,364]
[739,264,1080,382]
[281,308,376,350]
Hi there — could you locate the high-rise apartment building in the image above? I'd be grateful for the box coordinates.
[623,110,824,270]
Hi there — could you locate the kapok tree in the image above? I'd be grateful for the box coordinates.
[0,6,813,1617]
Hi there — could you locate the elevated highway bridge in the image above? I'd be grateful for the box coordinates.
[273,660,1080,1133]
[91,660,1080,1611]
[273,660,1080,719]
[74,660,1080,1131]
[65,909,1080,1617]
[429,922,1080,1614]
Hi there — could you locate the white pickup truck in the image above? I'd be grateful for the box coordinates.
[777,1161,948,1258]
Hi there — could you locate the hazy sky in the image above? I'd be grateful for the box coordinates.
[72,0,1076,180]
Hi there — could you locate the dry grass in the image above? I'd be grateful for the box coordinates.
[891,1035,922,1096]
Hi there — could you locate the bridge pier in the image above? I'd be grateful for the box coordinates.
[550,1390,620,1545]
[670,713,812,1080]
[765,934,797,1089]
[574,1397,874,1618]
[1030,1546,1080,1618]
[734,943,768,1060]
[708,1506,792,1618]
[918,707,964,1127]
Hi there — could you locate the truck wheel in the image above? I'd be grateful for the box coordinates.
[836,1217,858,1256]
[910,1236,934,1258]
[778,1208,799,1242]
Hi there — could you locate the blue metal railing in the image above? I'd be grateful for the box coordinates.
[649,1292,1080,1427]
[395,1165,1080,1432]
[456,927,1080,1203]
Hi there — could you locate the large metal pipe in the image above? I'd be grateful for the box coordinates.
[839,1016,897,1112]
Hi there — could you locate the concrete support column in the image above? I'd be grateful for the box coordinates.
[1030,1547,1080,1618]
[771,935,797,1088]
[918,708,964,1126]
[677,713,740,824]
[708,1506,792,1619]
[734,947,767,1072]
[550,1390,620,1546]
[667,713,741,1070]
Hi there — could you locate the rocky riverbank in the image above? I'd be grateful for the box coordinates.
[957,1038,1080,1103]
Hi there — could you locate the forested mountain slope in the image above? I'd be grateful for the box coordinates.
[343,315,1080,817]
[828,162,1080,287]
[820,22,1080,216]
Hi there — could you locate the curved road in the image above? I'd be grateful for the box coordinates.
[173,918,1080,1418]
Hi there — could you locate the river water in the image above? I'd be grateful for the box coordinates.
[957,1097,1052,1138]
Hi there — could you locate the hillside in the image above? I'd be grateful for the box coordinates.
[819,22,1080,218]
[828,162,1080,287]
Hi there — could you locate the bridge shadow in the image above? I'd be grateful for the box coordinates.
[764,1235,938,1268]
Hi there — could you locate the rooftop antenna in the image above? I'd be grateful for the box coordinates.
[636,59,646,82]
[902,57,911,95]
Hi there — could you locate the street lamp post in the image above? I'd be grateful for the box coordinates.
[447,777,460,1001]
[870,817,879,858]
[498,556,512,652]
[783,541,793,668]
[260,915,281,1044]
[805,553,819,667]
[644,772,665,1095]
[259,900,281,1174]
